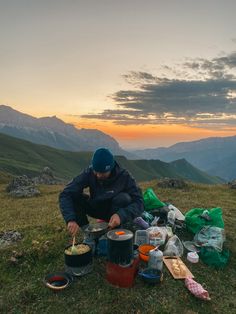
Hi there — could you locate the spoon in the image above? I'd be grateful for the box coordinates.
[71,236,78,255]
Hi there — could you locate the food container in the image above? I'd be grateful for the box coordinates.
[138,244,156,262]
[134,230,148,246]
[187,252,199,263]
[64,243,93,268]
[44,272,73,291]
[138,268,163,284]
[107,229,133,265]
[146,227,167,246]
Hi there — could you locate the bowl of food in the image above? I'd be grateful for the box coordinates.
[139,268,163,284]
[44,272,73,291]
[65,243,92,267]
[138,244,156,262]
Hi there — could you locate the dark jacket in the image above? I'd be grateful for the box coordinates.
[59,162,144,224]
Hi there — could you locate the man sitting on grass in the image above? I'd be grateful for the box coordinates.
[59,147,144,237]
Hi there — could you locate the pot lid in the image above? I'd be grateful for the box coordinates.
[107,229,133,241]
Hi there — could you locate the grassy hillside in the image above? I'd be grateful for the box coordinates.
[0,181,235,313]
[0,133,223,184]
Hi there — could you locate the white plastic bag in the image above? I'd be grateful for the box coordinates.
[163,235,184,256]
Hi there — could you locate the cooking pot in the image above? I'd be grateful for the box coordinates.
[64,243,93,268]
[107,229,133,265]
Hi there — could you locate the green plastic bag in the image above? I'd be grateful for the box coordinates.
[143,188,165,211]
[199,247,230,269]
[185,207,224,234]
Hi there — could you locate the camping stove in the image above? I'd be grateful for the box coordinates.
[65,262,93,277]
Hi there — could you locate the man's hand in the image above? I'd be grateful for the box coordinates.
[67,221,79,236]
[108,214,121,229]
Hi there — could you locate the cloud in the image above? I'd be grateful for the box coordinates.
[81,52,236,129]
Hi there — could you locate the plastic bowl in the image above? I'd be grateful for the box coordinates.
[44,272,73,291]
[138,244,156,262]
[139,268,163,284]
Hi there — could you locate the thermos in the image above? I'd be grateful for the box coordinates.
[148,248,163,271]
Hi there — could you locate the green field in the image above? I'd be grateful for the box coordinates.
[0,180,235,314]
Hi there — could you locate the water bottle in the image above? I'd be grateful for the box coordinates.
[167,210,175,226]
[148,248,163,271]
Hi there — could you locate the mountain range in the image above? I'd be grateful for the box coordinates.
[132,136,236,181]
[0,132,222,184]
[0,105,133,157]
[1,105,235,181]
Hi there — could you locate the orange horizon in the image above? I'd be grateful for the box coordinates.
[61,116,236,148]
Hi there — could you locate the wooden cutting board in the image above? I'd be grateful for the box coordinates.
[163,256,194,279]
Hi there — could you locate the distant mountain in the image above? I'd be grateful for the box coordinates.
[0,133,223,184]
[0,105,133,157]
[133,136,236,180]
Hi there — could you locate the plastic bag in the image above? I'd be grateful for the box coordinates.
[143,188,165,211]
[194,226,225,252]
[185,207,224,234]
[163,235,184,256]
[146,226,167,246]
[185,277,211,301]
[199,247,230,269]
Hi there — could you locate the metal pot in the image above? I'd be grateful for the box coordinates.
[64,243,93,268]
[107,229,133,265]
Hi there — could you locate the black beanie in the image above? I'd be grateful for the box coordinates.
[92,148,115,173]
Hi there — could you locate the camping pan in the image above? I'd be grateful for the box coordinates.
[85,222,109,238]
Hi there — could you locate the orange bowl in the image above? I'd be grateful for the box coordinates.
[138,244,156,262]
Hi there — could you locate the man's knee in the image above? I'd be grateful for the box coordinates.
[112,193,132,209]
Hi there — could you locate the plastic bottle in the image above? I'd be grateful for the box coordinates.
[151,216,160,226]
[148,248,163,271]
[167,210,175,226]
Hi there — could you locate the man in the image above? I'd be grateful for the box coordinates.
[59,148,144,236]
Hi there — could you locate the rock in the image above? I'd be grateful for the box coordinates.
[42,166,53,176]
[6,175,40,198]
[157,178,188,189]
[228,179,236,189]
[0,231,22,248]
[32,167,63,185]
[6,175,33,192]
[9,186,40,198]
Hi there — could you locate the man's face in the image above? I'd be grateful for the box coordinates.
[93,171,111,181]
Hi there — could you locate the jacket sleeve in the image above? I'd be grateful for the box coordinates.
[117,172,144,223]
[59,169,89,223]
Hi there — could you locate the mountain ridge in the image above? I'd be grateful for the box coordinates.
[132,135,236,180]
[0,133,223,184]
[0,105,133,157]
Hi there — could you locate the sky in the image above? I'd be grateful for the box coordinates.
[1,0,236,149]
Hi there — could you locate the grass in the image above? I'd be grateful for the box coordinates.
[0,181,236,314]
